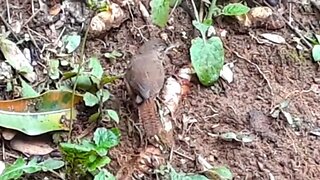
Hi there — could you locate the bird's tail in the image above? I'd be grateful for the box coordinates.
[137,99,162,138]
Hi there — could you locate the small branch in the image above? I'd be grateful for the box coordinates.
[190,0,200,22]
[5,0,11,24]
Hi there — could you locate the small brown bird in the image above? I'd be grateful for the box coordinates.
[125,39,167,142]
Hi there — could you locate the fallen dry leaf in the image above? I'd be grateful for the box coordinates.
[1,128,17,140]
[10,134,54,155]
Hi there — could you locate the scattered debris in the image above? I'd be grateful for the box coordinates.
[219,63,234,83]
[259,33,286,44]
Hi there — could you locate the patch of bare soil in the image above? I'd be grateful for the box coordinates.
[0,0,320,179]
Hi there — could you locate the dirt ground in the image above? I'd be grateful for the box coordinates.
[0,0,320,179]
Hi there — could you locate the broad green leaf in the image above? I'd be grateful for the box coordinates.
[221,3,250,16]
[0,36,36,82]
[190,36,224,86]
[106,109,119,123]
[96,89,110,103]
[0,157,65,180]
[60,142,93,153]
[89,57,104,80]
[312,45,320,62]
[40,159,65,171]
[20,78,39,98]
[169,165,208,180]
[23,158,41,174]
[87,156,111,172]
[151,0,171,28]
[0,158,25,180]
[49,59,60,80]
[207,166,233,180]
[83,92,99,107]
[94,170,116,180]
[0,108,76,135]
[62,34,81,53]
[192,20,211,38]
[93,127,120,151]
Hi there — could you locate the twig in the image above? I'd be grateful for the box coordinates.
[230,49,274,96]
[5,0,11,24]
[0,13,19,41]
[22,9,40,27]
[26,26,41,52]
[128,3,148,41]
[31,0,35,15]
[68,16,92,142]
[173,150,194,161]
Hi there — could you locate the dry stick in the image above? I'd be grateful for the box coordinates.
[0,13,19,41]
[173,150,195,161]
[22,9,41,27]
[229,48,274,96]
[5,0,11,24]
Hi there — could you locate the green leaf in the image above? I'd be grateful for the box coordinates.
[96,89,110,103]
[89,57,104,80]
[151,0,171,28]
[190,36,224,86]
[83,92,99,107]
[106,109,119,123]
[0,158,25,179]
[62,34,81,53]
[49,59,60,80]
[20,78,39,98]
[60,142,93,153]
[208,166,233,180]
[169,165,208,180]
[87,156,111,172]
[312,44,320,62]
[0,157,65,180]
[40,159,65,171]
[94,170,116,180]
[93,127,120,151]
[221,3,250,16]
[192,20,211,38]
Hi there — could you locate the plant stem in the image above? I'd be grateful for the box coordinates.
[68,16,92,142]
[190,0,200,22]
[207,0,217,20]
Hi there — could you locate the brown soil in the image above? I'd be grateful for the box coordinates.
[0,0,320,180]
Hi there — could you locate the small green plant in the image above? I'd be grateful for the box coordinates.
[0,158,64,180]
[59,127,120,179]
[150,0,249,86]
[189,1,249,86]
[62,56,119,122]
